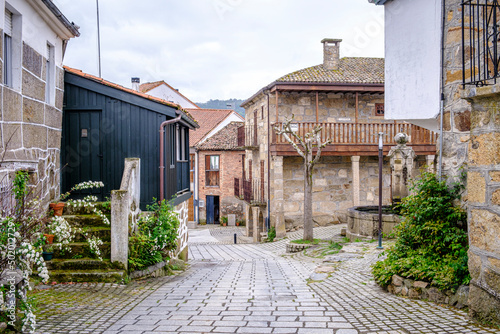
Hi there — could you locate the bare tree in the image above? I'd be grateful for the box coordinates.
[274,115,331,241]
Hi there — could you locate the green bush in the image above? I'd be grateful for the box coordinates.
[128,199,179,271]
[267,226,276,242]
[372,172,469,292]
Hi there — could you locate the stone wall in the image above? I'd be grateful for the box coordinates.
[462,85,500,326]
[198,150,246,222]
[1,39,64,207]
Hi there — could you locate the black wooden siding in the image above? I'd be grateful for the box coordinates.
[62,73,192,210]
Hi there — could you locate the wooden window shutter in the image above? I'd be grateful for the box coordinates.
[5,10,12,36]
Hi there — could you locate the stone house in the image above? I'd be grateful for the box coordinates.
[371,0,500,325]
[195,121,245,224]
[238,39,438,241]
[0,0,79,207]
[186,108,244,223]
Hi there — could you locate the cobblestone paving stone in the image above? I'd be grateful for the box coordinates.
[34,224,500,334]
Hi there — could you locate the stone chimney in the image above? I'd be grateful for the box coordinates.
[131,77,140,91]
[321,38,342,70]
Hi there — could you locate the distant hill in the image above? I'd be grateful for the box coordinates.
[196,99,245,117]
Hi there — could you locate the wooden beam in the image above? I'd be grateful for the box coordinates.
[315,92,319,123]
[355,92,359,123]
[271,84,384,93]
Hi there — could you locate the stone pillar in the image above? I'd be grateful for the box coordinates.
[111,190,128,270]
[351,156,360,206]
[426,155,435,173]
[462,85,500,326]
[245,203,253,237]
[252,206,261,243]
[388,133,416,203]
[272,156,286,238]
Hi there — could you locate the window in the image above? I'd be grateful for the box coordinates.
[205,155,219,187]
[3,9,12,87]
[45,43,55,104]
[375,103,385,116]
[176,126,187,161]
[169,124,176,167]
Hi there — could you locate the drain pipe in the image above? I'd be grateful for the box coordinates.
[438,0,446,180]
[159,111,182,202]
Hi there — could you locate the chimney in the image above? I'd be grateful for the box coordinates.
[321,38,342,70]
[131,77,140,91]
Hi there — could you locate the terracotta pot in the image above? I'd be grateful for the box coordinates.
[44,234,55,244]
[49,202,65,216]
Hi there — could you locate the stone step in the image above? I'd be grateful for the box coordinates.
[73,227,111,242]
[47,269,126,283]
[62,202,111,216]
[45,258,114,271]
[48,242,111,259]
[62,214,110,228]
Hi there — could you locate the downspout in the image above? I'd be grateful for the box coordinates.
[159,111,182,202]
[195,149,199,224]
[267,92,271,232]
[438,0,446,180]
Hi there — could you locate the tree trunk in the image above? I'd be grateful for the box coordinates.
[303,163,314,241]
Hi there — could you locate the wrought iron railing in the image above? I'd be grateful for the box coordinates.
[272,122,438,146]
[234,178,265,205]
[237,125,258,148]
[462,0,500,86]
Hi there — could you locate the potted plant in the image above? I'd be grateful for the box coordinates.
[220,216,228,226]
[49,202,65,216]
[42,245,54,261]
[43,234,55,244]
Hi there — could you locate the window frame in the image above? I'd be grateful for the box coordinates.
[45,42,55,105]
[205,154,220,187]
[3,9,12,87]
[375,103,385,117]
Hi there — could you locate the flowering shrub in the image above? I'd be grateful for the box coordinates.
[128,199,179,271]
[0,173,108,332]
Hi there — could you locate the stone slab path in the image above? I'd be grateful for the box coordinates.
[34,225,500,334]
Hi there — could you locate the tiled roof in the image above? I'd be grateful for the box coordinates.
[196,122,244,151]
[186,109,234,146]
[139,80,200,108]
[64,66,197,125]
[277,57,384,84]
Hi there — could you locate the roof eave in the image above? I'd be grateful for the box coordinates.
[33,0,80,38]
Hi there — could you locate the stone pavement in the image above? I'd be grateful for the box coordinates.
[33,224,500,333]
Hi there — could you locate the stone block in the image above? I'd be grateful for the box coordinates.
[468,251,482,280]
[426,287,446,303]
[2,124,22,150]
[338,169,348,178]
[469,133,500,166]
[3,87,22,121]
[23,97,44,124]
[454,110,471,132]
[414,281,429,289]
[488,257,500,271]
[22,69,45,101]
[45,105,63,129]
[468,284,500,326]
[298,97,311,106]
[491,171,500,182]
[312,214,334,227]
[468,172,486,203]
[392,275,404,287]
[484,267,500,293]
[56,66,64,89]
[22,42,42,78]
[55,89,64,110]
[408,288,421,299]
[284,202,299,213]
[47,129,61,150]
[23,124,47,149]
[492,189,500,206]
[469,209,500,253]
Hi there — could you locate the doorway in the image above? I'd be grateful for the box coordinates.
[206,195,220,224]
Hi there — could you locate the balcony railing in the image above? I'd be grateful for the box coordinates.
[176,161,190,193]
[272,122,438,146]
[234,178,265,205]
[237,125,258,148]
[462,0,500,86]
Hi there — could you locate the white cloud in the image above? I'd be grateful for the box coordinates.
[56,0,384,102]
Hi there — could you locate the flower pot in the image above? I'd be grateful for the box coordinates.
[236,222,240,226]
[44,234,55,244]
[49,202,65,216]
[42,251,54,261]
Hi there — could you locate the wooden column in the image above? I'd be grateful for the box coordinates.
[315,91,319,123]
[355,92,359,123]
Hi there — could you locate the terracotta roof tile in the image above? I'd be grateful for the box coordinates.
[139,80,200,108]
[63,66,197,124]
[187,109,234,146]
[196,122,244,151]
[277,57,384,84]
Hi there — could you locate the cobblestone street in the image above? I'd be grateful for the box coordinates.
[34,225,500,334]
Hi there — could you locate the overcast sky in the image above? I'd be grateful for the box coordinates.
[54,0,385,103]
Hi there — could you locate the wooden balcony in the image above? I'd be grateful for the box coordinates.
[271,122,438,156]
[237,125,258,149]
[234,178,265,205]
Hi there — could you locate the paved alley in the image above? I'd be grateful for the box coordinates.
[35,225,500,334]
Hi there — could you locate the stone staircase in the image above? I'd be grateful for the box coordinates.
[44,203,127,283]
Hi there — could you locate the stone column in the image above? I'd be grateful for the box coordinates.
[252,206,261,243]
[426,155,435,173]
[245,203,253,237]
[272,156,286,238]
[351,156,360,206]
[111,190,128,270]
[462,85,500,326]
